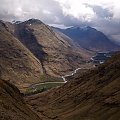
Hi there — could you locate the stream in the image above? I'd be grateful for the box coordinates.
[61,68,81,83]
[30,67,81,89]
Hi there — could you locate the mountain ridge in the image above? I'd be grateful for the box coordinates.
[54,26,120,52]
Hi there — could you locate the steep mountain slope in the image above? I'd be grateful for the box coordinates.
[0,78,41,120]
[25,52,120,120]
[0,20,43,92]
[12,19,93,76]
[55,26,120,51]
[53,27,93,59]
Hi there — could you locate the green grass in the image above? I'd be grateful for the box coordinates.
[24,82,64,95]
[40,75,63,82]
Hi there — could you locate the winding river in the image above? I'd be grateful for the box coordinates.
[61,68,81,83]
[30,68,81,89]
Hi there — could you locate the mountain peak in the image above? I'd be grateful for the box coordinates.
[25,18,43,24]
[12,20,22,24]
[68,26,94,31]
[70,26,80,29]
[80,26,91,31]
[13,19,43,25]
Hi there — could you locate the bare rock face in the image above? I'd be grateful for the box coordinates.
[13,19,92,77]
[0,20,43,92]
[0,79,41,120]
[25,52,120,120]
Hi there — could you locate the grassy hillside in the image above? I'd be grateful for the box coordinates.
[0,21,43,92]
[25,52,120,120]
[0,78,41,120]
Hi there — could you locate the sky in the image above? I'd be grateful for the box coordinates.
[0,0,120,42]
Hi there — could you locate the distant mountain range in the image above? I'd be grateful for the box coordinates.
[54,26,120,52]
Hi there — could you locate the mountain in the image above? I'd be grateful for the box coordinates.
[0,20,43,92]
[1,18,120,120]
[11,19,93,77]
[25,52,120,120]
[55,26,120,52]
[0,78,41,120]
[53,27,93,58]
[0,19,93,91]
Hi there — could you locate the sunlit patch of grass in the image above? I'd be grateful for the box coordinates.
[24,82,64,95]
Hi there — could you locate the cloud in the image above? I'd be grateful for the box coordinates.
[84,4,113,18]
[0,0,63,24]
[54,0,120,41]
[0,0,120,42]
